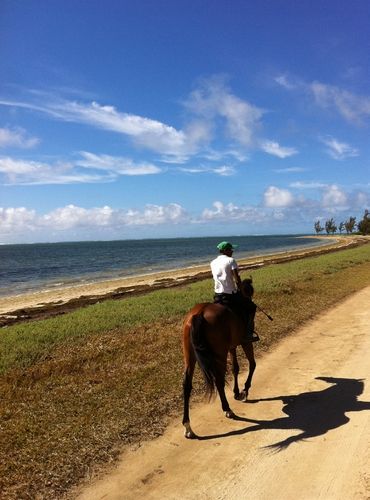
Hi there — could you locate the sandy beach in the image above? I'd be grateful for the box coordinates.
[0,235,367,325]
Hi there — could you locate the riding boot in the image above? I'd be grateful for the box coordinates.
[243,331,260,342]
[244,307,259,342]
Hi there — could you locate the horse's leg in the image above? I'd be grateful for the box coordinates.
[230,348,241,400]
[182,329,197,439]
[240,342,256,402]
[182,362,196,438]
[215,359,235,419]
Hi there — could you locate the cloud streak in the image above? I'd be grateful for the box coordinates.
[0,127,39,149]
[179,164,236,176]
[320,136,359,160]
[77,152,162,176]
[185,76,265,148]
[0,77,269,162]
[275,75,370,125]
[0,97,200,158]
[0,152,162,185]
[260,140,298,158]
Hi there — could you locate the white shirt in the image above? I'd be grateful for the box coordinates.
[210,254,238,294]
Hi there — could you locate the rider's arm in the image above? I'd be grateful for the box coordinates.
[232,268,247,298]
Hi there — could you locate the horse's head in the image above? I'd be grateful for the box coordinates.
[242,277,254,298]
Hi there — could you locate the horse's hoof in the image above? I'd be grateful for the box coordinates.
[235,391,247,401]
[241,390,249,402]
[184,429,197,439]
[184,423,197,439]
[234,390,247,401]
[225,410,236,419]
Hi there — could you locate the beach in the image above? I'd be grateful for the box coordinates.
[0,235,366,325]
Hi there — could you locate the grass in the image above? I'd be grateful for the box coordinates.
[0,242,370,499]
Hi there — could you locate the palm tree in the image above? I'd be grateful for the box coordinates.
[314,220,324,234]
[357,209,370,235]
[325,218,337,235]
[344,216,356,234]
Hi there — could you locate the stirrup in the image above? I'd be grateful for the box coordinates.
[245,332,260,342]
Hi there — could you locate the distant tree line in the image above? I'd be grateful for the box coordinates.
[314,209,370,235]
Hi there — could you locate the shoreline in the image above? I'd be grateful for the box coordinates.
[0,235,368,326]
[0,234,330,298]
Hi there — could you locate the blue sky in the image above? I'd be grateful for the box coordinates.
[1,0,369,243]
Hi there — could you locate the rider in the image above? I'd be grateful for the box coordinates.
[210,241,259,342]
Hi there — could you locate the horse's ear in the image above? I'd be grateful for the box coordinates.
[242,277,254,298]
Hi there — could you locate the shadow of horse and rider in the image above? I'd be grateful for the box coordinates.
[198,376,370,449]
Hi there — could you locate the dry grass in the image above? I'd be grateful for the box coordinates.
[1,245,370,499]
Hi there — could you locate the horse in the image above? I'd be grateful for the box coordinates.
[182,279,257,439]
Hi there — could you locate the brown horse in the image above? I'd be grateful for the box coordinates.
[182,279,257,439]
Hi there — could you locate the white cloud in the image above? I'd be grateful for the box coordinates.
[320,136,359,160]
[201,148,248,163]
[1,187,369,241]
[353,191,370,208]
[274,167,306,173]
[0,97,201,158]
[290,181,328,189]
[275,75,370,125]
[0,156,112,185]
[179,164,236,176]
[213,165,236,176]
[0,203,189,239]
[263,186,295,208]
[0,152,162,185]
[159,155,190,164]
[53,100,198,157]
[274,75,297,90]
[260,140,298,158]
[201,201,264,222]
[121,203,187,225]
[322,185,348,208]
[0,206,36,230]
[41,205,113,230]
[310,81,370,124]
[185,77,265,148]
[0,80,268,164]
[77,152,161,175]
[0,127,39,149]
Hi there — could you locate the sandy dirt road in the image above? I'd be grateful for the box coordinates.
[78,286,370,500]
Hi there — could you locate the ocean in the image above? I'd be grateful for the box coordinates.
[0,235,327,297]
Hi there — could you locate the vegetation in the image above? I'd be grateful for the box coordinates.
[357,209,370,235]
[345,216,357,234]
[314,220,324,234]
[314,209,369,235]
[1,242,370,499]
[325,217,337,235]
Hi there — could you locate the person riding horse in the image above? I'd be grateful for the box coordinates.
[210,241,259,343]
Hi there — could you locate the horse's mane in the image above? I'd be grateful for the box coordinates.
[242,277,254,298]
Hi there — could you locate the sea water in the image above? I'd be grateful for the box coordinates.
[0,235,328,297]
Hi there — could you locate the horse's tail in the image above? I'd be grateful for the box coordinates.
[190,313,216,398]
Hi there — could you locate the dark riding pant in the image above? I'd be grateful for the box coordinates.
[214,291,256,339]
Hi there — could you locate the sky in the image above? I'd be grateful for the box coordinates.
[1,0,370,243]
